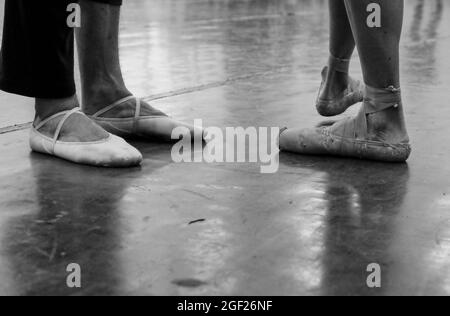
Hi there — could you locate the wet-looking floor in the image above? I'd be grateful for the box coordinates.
[1,0,450,295]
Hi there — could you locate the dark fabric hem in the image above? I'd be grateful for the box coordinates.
[0,79,76,99]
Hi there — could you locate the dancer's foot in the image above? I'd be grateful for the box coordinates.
[281,85,411,162]
[32,96,142,167]
[35,96,111,141]
[83,87,202,142]
[35,97,109,142]
[316,55,364,117]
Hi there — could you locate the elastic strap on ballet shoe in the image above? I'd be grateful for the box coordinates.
[328,54,351,73]
[34,107,82,154]
[352,85,402,139]
[364,84,402,114]
[133,97,141,134]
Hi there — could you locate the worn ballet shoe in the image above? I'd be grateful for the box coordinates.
[280,85,411,162]
[316,55,364,117]
[88,96,203,142]
[30,108,143,167]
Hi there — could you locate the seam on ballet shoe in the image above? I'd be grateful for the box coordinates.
[319,127,411,149]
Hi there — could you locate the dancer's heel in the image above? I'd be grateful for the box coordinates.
[315,54,364,117]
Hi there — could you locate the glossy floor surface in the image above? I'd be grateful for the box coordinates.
[1,0,450,296]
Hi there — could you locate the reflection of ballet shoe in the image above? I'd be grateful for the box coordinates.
[89,96,203,142]
[316,55,364,117]
[281,85,412,162]
[30,108,143,167]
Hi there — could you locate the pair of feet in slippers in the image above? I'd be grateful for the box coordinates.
[32,55,411,167]
[31,96,200,167]
[279,55,411,162]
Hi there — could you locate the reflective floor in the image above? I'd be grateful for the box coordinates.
[1,0,450,295]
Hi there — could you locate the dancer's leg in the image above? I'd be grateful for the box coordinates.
[76,0,135,116]
[329,0,356,59]
[76,0,200,141]
[316,0,363,117]
[344,0,408,143]
[280,0,410,162]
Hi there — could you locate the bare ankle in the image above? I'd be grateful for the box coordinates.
[35,95,79,121]
[82,83,131,113]
[366,105,409,143]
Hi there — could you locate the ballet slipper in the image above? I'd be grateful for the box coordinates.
[30,108,142,167]
[316,55,364,117]
[89,96,203,142]
[280,85,411,162]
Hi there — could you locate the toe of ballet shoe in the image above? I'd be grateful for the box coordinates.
[137,117,204,142]
[279,127,328,155]
[98,135,143,167]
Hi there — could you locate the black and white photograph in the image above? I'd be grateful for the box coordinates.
[0,0,449,299]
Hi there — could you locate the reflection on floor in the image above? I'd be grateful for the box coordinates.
[1,0,450,295]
